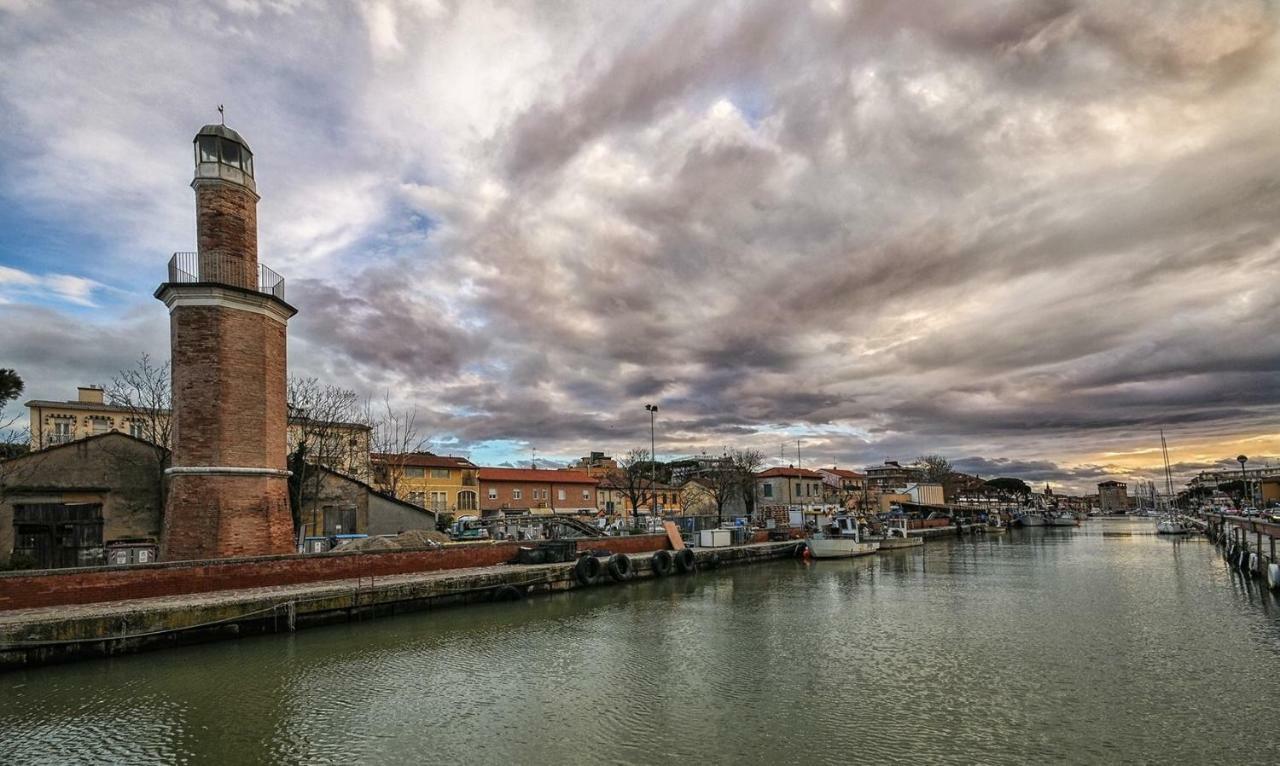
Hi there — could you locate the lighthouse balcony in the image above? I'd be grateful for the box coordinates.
[167,251,285,300]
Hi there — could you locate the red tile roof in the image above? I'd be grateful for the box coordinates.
[755,467,824,479]
[822,467,866,479]
[478,468,598,485]
[372,452,477,469]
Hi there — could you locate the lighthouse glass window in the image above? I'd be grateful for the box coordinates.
[198,136,218,164]
[220,138,241,168]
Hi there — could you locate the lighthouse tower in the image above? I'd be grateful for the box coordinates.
[155,123,297,560]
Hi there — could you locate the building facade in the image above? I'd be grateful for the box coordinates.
[478,468,598,515]
[373,453,480,515]
[1098,481,1129,513]
[28,388,370,479]
[0,433,163,569]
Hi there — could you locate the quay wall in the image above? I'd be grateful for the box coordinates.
[1,541,798,671]
[0,534,671,612]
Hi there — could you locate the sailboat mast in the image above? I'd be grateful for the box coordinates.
[1160,429,1175,509]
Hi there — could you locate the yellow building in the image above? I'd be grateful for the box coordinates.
[26,386,371,479]
[373,452,480,515]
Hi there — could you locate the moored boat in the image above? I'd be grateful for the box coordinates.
[806,514,879,558]
[876,516,923,550]
[1155,515,1189,535]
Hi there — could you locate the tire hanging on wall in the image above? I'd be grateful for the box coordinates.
[607,553,633,581]
[575,555,602,585]
[650,550,674,577]
[1268,563,1280,590]
[494,584,525,601]
[675,548,697,573]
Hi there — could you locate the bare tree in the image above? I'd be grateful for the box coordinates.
[918,454,956,501]
[701,455,740,525]
[365,392,430,499]
[731,448,765,522]
[606,448,653,525]
[105,354,172,507]
[287,376,365,535]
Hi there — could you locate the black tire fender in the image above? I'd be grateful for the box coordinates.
[650,550,674,576]
[574,555,602,585]
[607,553,633,581]
[674,548,697,573]
[494,584,524,601]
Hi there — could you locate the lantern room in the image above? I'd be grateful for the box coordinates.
[193,124,256,193]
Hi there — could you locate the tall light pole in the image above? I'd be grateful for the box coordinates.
[1237,454,1249,508]
[646,404,659,519]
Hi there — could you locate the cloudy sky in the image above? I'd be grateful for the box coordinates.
[2,0,1278,492]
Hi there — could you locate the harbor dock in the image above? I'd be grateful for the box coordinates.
[0,540,798,670]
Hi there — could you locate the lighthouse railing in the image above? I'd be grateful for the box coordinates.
[167,252,286,300]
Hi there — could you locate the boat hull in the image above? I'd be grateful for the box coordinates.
[807,538,879,558]
[877,536,923,550]
[1155,520,1189,535]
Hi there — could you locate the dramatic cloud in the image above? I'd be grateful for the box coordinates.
[2,0,1279,492]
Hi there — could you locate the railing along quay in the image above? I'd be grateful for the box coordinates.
[1203,513,1280,588]
[167,251,286,300]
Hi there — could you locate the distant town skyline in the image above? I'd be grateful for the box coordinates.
[2,1,1278,494]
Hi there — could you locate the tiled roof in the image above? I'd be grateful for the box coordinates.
[755,467,824,479]
[373,452,477,469]
[822,467,865,479]
[478,468,598,485]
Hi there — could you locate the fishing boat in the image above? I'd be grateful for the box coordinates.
[984,514,1008,533]
[876,515,923,549]
[1015,511,1046,527]
[806,514,880,558]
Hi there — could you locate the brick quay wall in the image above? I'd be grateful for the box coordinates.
[0,534,672,612]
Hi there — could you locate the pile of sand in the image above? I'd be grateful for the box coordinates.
[329,529,450,553]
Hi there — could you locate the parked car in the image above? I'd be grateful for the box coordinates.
[1242,506,1260,517]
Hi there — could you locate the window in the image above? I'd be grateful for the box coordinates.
[198,135,218,163]
[128,420,146,439]
[582,490,591,501]
[220,138,241,168]
[407,492,426,507]
[429,492,447,511]
[763,483,773,498]
[558,489,566,501]
[431,469,450,479]
[795,483,802,497]
[488,487,497,500]
[458,491,477,511]
[513,489,523,500]
[51,421,73,444]
[404,466,426,478]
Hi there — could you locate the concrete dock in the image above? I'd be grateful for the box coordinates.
[0,541,799,670]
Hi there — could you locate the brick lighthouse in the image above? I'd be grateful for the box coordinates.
[155,122,297,560]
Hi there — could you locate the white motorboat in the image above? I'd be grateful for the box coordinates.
[1045,510,1078,527]
[1016,511,1046,527]
[806,515,879,559]
[876,516,923,549]
[1155,515,1189,535]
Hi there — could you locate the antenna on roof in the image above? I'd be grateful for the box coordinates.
[217,104,225,125]
[531,446,537,469]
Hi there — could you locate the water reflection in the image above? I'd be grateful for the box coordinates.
[3,519,1280,764]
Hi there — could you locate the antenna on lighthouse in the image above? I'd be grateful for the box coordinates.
[218,104,225,125]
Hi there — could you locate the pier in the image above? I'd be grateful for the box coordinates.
[1204,513,1280,587]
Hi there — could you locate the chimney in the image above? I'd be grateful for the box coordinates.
[77,386,104,404]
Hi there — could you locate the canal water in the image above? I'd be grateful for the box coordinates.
[3,519,1280,764]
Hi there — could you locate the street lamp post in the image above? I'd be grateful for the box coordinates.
[1237,455,1249,508]
[645,404,659,520]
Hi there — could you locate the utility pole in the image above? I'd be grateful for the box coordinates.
[646,404,659,519]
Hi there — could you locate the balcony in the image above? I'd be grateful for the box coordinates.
[167,252,285,300]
